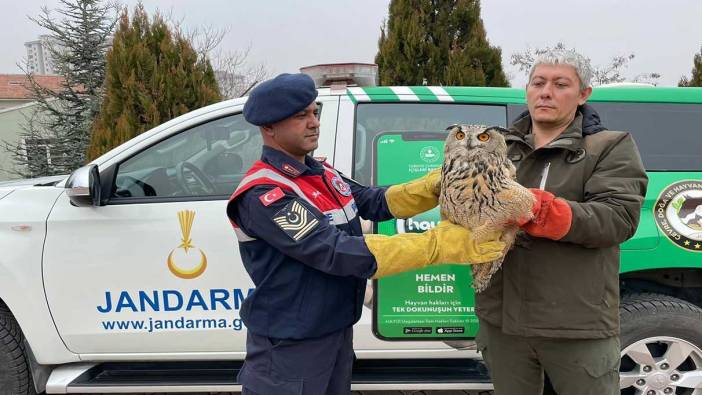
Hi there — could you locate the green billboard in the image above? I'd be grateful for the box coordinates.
[373,132,479,340]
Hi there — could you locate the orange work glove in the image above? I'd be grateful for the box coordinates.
[519,188,572,240]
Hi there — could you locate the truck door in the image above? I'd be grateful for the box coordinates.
[43,97,339,355]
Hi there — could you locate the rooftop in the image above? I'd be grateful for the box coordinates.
[0,74,64,100]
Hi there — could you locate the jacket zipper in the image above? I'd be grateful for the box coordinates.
[320,174,361,315]
[539,162,551,190]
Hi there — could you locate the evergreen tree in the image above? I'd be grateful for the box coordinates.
[679,47,702,87]
[2,0,117,178]
[87,4,221,160]
[375,0,508,87]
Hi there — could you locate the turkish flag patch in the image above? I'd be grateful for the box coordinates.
[259,187,284,206]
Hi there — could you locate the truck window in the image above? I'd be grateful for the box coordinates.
[354,103,507,185]
[589,102,702,171]
[111,113,261,200]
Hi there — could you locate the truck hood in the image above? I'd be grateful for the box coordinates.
[0,175,67,201]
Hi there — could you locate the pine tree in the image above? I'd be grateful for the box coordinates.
[2,0,117,178]
[87,4,221,160]
[375,0,508,87]
[679,47,702,87]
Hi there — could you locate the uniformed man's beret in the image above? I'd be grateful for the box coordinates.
[243,73,318,126]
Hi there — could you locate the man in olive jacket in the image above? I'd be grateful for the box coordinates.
[474,49,648,395]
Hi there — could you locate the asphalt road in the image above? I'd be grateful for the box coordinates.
[354,392,494,395]
[92,391,495,395]
[137,392,492,395]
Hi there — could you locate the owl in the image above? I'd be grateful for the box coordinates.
[439,125,535,293]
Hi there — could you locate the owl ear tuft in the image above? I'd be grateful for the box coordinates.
[486,126,510,135]
[445,123,459,132]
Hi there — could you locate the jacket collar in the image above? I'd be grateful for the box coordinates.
[511,103,607,135]
[260,145,323,178]
[507,112,585,152]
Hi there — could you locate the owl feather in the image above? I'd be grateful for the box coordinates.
[439,125,535,293]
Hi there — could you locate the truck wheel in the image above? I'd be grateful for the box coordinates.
[619,293,702,395]
[0,305,35,395]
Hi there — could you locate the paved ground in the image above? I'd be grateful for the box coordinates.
[354,392,486,394]
[152,392,494,395]
[93,392,495,395]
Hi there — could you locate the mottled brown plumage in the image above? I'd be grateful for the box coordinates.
[439,125,534,293]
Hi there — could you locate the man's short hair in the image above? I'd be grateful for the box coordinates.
[528,49,593,91]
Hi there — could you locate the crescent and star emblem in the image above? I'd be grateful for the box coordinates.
[167,210,207,279]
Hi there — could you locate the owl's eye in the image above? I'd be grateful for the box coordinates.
[455,131,465,140]
[477,133,490,142]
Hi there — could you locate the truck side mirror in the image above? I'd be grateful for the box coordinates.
[65,164,102,207]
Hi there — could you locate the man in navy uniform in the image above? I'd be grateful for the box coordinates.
[226,73,506,395]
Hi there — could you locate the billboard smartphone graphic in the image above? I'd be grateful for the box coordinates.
[372,132,479,340]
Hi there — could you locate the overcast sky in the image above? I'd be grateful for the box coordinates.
[4,0,702,87]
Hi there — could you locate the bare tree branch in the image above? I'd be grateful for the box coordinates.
[510,42,660,86]
[161,11,268,99]
[210,45,269,98]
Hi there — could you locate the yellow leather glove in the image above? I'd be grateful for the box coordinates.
[365,221,505,279]
[385,168,441,219]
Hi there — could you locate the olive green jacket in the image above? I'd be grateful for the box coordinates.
[475,112,648,339]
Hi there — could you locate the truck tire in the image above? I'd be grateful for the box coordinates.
[0,305,35,395]
[619,293,702,395]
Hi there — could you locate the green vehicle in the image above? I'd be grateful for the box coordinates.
[345,84,702,394]
[2,72,700,392]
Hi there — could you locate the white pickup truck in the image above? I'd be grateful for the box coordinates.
[1,68,701,394]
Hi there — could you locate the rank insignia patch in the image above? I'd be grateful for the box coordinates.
[273,200,319,241]
[281,163,302,177]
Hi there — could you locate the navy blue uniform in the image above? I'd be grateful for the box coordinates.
[227,146,393,394]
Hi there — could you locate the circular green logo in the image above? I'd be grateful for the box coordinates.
[419,146,440,163]
[653,180,702,252]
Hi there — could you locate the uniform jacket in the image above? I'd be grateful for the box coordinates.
[476,108,649,339]
[227,146,393,340]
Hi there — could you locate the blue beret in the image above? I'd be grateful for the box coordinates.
[243,73,318,126]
